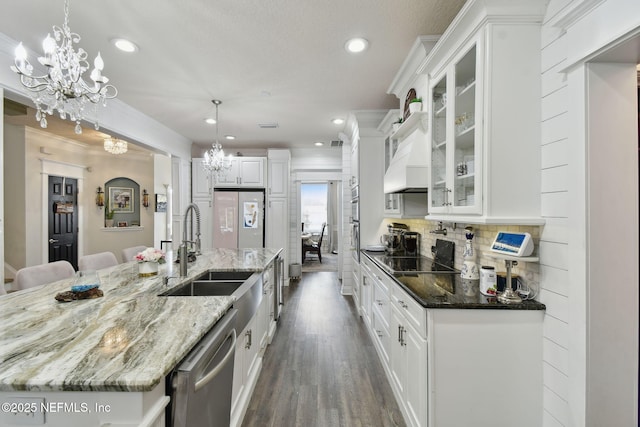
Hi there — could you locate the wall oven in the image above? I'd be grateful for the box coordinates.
[350,185,360,262]
[350,221,360,262]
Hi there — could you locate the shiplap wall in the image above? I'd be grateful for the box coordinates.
[540,2,572,426]
[540,1,640,426]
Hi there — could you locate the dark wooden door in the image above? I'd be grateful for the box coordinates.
[48,176,78,270]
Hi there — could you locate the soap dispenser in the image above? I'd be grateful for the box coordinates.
[460,227,479,280]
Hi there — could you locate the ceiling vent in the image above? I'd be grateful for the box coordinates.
[258,123,279,129]
[330,140,343,147]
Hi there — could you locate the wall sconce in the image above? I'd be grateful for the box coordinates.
[96,187,105,208]
[142,189,149,209]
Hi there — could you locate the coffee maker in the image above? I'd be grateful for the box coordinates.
[402,232,420,256]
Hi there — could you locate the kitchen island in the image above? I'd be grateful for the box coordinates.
[0,248,281,427]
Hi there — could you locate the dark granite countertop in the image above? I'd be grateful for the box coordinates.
[362,251,545,310]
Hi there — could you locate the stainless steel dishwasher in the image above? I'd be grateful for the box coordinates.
[168,308,237,427]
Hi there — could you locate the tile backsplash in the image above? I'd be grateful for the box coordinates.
[385,218,541,298]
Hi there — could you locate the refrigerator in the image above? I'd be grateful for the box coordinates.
[212,190,265,248]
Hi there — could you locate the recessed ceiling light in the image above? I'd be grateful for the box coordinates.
[111,38,138,53]
[332,118,345,125]
[345,38,368,53]
[315,142,324,147]
[225,135,235,140]
[205,118,217,125]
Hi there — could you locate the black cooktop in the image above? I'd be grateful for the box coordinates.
[374,255,458,274]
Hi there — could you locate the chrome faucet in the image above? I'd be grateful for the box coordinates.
[430,221,447,236]
[180,203,202,277]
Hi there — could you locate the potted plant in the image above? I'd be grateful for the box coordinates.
[134,248,166,277]
[105,196,115,227]
[409,97,423,114]
[392,117,403,132]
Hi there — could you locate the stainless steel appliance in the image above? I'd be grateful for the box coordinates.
[213,189,265,248]
[381,223,409,255]
[402,231,420,256]
[380,232,403,254]
[350,186,360,262]
[275,255,284,320]
[168,308,237,427]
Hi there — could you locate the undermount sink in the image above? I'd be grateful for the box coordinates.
[159,281,244,296]
[158,271,255,297]
[158,270,262,332]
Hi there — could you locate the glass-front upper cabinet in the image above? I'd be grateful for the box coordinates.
[430,74,448,209]
[384,135,400,214]
[429,43,480,214]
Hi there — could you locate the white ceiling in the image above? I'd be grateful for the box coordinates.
[1,0,466,152]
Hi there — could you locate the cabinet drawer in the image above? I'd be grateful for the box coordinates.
[373,279,391,326]
[371,305,391,366]
[392,285,427,339]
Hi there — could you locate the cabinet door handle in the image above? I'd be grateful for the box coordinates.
[398,325,403,343]
[400,326,406,346]
[376,330,383,338]
[398,300,408,309]
[245,329,252,349]
[376,299,383,306]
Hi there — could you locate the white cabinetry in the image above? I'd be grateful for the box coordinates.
[231,272,277,427]
[231,310,262,427]
[349,134,359,188]
[266,149,290,283]
[262,259,277,342]
[378,110,429,219]
[192,158,213,198]
[391,285,428,427]
[423,0,544,224]
[215,157,266,188]
[362,253,543,427]
[191,158,213,250]
[383,133,402,216]
[359,259,374,326]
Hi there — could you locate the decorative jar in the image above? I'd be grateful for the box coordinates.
[138,262,159,277]
[460,228,479,280]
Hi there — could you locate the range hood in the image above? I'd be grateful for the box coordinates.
[384,128,429,194]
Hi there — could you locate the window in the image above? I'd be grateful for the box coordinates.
[301,183,328,233]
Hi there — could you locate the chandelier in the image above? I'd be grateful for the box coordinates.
[202,100,232,180]
[10,0,117,135]
[104,137,128,155]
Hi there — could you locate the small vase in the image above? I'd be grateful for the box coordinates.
[409,102,422,114]
[460,231,479,280]
[105,219,114,227]
[138,262,159,277]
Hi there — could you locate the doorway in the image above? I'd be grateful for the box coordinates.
[300,181,339,271]
[48,176,78,270]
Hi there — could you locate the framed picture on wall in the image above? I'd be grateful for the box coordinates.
[109,187,134,213]
[155,194,167,212]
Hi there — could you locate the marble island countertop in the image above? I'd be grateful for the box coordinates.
[0,248,281,392]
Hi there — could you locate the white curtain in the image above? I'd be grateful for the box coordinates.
[327,181,339,253]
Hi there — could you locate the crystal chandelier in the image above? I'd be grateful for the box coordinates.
[202,100,232,180]
[10,0,117,134]
[103,137,128,155]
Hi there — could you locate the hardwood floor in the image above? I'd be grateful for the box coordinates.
[242,271,405,427]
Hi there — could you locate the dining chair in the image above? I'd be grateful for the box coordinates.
[121,246,148,263]
[78,252,119,272]
[14,260,76,291]
[303,222,326,263]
